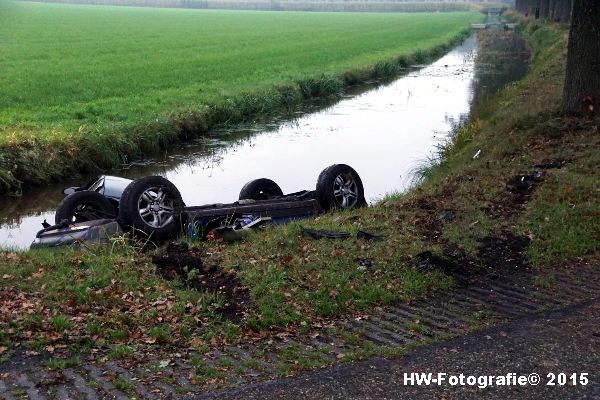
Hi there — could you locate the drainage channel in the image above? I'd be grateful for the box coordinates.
[0,31,530,250]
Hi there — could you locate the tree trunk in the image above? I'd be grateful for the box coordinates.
[561,0,573,22]
[515,0,524,13]
[529,0,541,18]
[554,0,563,20]
[518,0,528,13]
[540,0,550,18]
[548,0,556,21]
[525,0,535,17]
[561,0,600,116]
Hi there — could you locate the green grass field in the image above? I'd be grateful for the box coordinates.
[0,1,481,192]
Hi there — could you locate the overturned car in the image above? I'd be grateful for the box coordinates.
[32,164,366,248]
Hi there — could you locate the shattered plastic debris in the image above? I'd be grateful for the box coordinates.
[300,227,351,240]
[300,227,384,241]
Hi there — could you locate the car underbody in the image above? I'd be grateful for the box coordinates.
[31,164,367,248]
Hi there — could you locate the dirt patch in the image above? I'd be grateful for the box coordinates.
[506,171,544,204]
[483,169,547,219]
[534,158,569,169]
[478,232,530,274]
[415,233,530,285]
[407,177,534,283]
[406,193,449,243]
[152,243,252,321]
[481,197,516,219]
[407,183,467,244]
[415,250,474,286]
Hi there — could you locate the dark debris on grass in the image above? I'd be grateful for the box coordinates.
[409,164,544,286]
[152,243,253,322]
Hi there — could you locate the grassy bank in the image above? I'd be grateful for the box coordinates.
[1,14,598,372]
[0,1,480,194]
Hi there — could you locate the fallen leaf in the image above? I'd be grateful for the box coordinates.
[280,255,293,265]
[5,253,19,261]
[31,269,45,279]
[330,250,345,257]
[48,334,61,342]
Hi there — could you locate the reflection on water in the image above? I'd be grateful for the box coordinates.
[471,30,530,116]
[124,37,478,206]
[0,33,529,249]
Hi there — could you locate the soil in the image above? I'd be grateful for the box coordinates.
[414,250,473,286]
[478,232,530,274]
[152,242,252,321]
[409,194,446,242]
[534,158,568,169]
[505,170,544,204]
[408,168,543,284]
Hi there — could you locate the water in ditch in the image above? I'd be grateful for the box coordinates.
[0,33,530,249]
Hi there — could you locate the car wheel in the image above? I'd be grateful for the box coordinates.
[316,164,366,210]
[55,191,117,224]
[118,176,185,240]
[239,178,283,200]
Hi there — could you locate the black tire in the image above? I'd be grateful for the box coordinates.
[118,176,185,240]
[316,164,366,210]
[239,178,283,200]
[55,191,116,224]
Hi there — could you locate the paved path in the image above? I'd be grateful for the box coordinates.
[206,300,599,400]
[1,263,598,399]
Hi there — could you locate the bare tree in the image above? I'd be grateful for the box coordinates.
[552,0,573,22]
[540,0,549,18]
[561,0,600,116]
[515,1,572,23]
[525,0,541,18]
